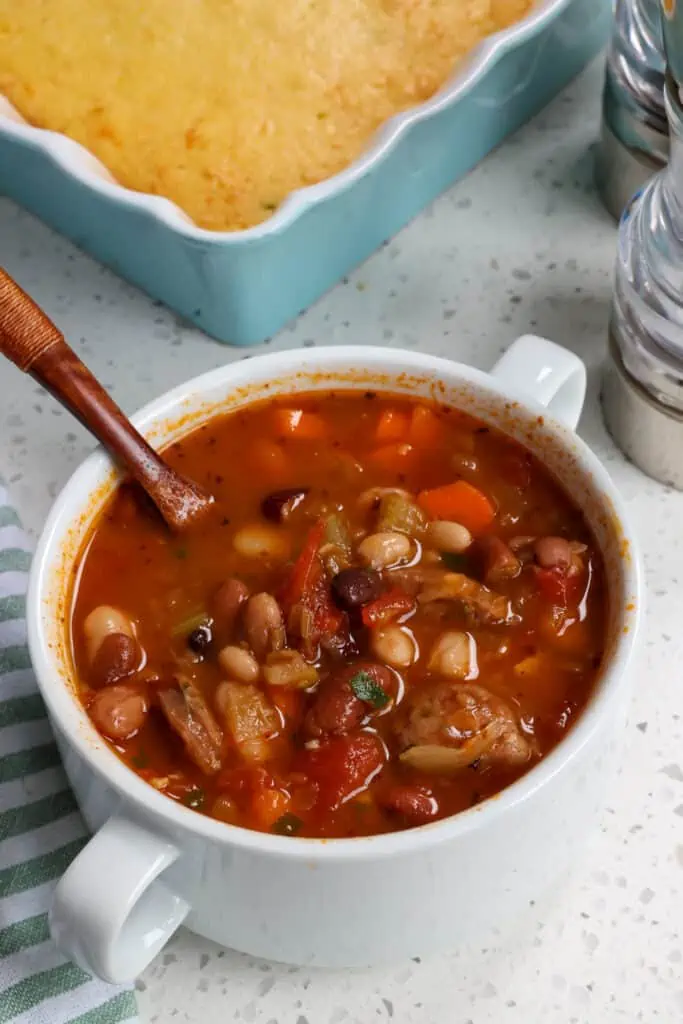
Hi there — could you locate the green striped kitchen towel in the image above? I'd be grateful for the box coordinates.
[0,482,138,1023]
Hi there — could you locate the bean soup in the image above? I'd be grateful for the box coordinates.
[70,391,607,838]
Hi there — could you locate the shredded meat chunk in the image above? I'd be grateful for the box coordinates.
[394,681,532,770]
[158,678,223,775]
[418,572,512,625]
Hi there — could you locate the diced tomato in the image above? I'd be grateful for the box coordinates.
[280,519,345,640]
[409,406,445,448]
[361,588,415,628]
[535,566,582,608]
[273,408,327,440]
[375,408,410,443]
[281,519,326,609]
[268,685,304,725]
[298,732,386,811]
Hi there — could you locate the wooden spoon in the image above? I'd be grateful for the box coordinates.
[0,267,214,531]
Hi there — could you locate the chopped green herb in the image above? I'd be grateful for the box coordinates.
[131,751,148,769]
[174,546,188,560]
[350,670,390,709]
[181,787,205,809]
[272,812,303,836]
[441,551,469,573]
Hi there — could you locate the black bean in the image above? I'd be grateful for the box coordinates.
[188,624,212,653]
[331,568,383,611]
[261,487,309,523]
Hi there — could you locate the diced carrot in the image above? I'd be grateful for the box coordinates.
[368,442,415,475]
[417,480,495,534]
[375,408,410,443]
[409,405,445,448]
[272,408,327,440]
[251,786,292,829]
[251,438,290,480]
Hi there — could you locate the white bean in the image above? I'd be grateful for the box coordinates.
[371,625,418,668]
[425,520,472,554]
[358,531,412,570]
[233,524,290,561]
[83,605,135,662]
[218,645,260,683]
[427,631,477,679]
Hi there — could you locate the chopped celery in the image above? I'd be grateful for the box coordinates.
[376,492,427,537]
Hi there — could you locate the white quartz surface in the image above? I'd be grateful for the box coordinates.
[0,58,681,1023]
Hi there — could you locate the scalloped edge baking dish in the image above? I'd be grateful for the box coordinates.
[0,0,611,345]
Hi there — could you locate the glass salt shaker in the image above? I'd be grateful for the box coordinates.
[596,0,668,219]
[603,66,683,489]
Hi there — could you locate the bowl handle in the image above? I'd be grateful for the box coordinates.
[490,335,587,431]
[49,813,189,983]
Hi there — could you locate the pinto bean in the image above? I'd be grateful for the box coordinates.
[212,578,249,636]
[378,783,439,825]
[90,685,148,741]
[244,593,286,659]
[90,632,140,688]
[534,536,572,570]
[83,605,135,662]
[304,661,394,738]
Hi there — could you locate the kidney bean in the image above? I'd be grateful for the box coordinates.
[378,783,439,825]
[304,660,394,737]
[90,632,139,688]
[479,535,521,584]
[330,568,383,611]
[534,536,572,570]
[90,685,148,741]
[261,487,309,522]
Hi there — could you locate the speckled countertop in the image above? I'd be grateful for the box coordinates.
[0,57,681,1023]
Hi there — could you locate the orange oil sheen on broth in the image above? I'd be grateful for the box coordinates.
[70,391,607,838]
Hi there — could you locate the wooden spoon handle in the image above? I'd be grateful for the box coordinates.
[0,268,213,531]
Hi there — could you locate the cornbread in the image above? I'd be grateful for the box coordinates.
[0,1,533,231]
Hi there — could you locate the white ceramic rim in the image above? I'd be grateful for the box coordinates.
[27,345,642,862]
[0,0,569,242]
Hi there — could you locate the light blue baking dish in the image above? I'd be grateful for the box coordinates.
[0,0,610,346]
